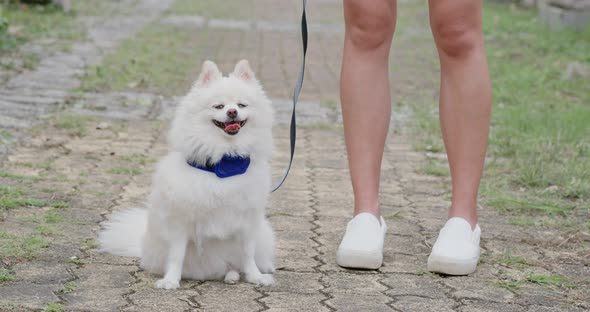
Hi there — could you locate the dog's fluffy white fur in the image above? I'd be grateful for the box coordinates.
[98,60,275,289]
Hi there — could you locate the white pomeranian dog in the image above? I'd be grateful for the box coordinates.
[98,60,275,289]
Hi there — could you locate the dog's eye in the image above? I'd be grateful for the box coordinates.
[237,103,248,108]
[213,104,224,109]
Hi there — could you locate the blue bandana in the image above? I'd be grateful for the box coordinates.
[189,155,250,178]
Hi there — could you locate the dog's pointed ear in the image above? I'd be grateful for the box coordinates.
[231,60,256,82]
[196,60,222,87]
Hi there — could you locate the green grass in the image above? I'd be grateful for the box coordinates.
[0,185,47,210]
[495,279,525,291]
[0,189,66,259]
[67,257,84,265]
[407,3,590,227]
[43,302,64,312]
[80,23,212,96]
[37,224,61,236]
[485,195,574,216]
[71,0,142,17]
[494,274,576,291]
[53,115,94,137]
[0,171,38,181]
[19,207,65,236]
[527,274,575,288]
[417,159,449,177]
[5,158,70,243]
[383,211,402,219]
[482,3,590,204]
[168,0,342,23]
[509,216,536,226]
[56,281,76,295]
[168,1,248,18]
[320,99,338,111]
[0,130,12,145]
[0,268,15,284]
[0,3,83,74]
[496,251,533,269]
[50,201,68,209]
[409,105,445,154]
[36,160,54,171]
[44,209,63,224]
[81,238,98,251]
[0,301,17,311]
[19,208,64,224]
[415,270,436,277]
[119,153,151,165]
[108,166,141,176]
[0,231,48,259]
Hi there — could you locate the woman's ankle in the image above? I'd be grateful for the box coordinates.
[448,209,478,230]
[353,205,381,220]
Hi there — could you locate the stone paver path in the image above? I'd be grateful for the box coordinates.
[0,1,588,311]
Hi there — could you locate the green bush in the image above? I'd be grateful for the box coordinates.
[0,7,17,53]
[7,1,54,4]
[0,16,7,35]
[0,8,21,53]
[0,1,78,54]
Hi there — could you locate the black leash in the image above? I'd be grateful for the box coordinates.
[271,0,308,193]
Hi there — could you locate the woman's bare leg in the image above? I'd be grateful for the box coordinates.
[340,0,397,219]
[429,0,492,228]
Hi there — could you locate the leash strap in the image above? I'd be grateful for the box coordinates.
[271,0,308,193]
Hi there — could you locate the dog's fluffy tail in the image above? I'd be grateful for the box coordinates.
[98,208,147,257]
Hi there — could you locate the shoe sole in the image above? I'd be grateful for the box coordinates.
[336,249,383,270]
[427,254,478,275]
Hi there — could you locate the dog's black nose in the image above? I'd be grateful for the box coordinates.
[227,108,238,118]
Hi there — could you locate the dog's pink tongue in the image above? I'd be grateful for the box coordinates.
[225,123,241,132]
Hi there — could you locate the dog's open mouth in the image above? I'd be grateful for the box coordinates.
[213,119,247,135]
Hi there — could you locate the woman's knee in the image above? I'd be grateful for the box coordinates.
[344,0,396,51]
[429,0,483,58]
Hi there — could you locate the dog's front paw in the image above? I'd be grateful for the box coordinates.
[258,263,275,274]
[155,278,180,289]
[224,270,240,284]
[246,273,274,286]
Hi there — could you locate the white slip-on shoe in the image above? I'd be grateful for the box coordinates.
[336,212,387,269]
[427,217,481,275]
